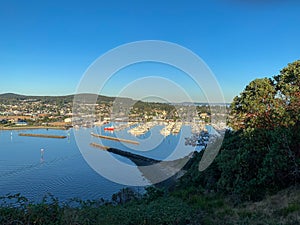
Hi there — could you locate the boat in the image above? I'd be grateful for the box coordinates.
[104,126,114,131]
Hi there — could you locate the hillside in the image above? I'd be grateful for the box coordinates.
[0,93,125,104]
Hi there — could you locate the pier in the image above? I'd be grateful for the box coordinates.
[91,132,139,145]
[19,133,67,139]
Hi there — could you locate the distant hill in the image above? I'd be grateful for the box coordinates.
[176,102,231,106]
[0,93,230,105]
[0,93,27,99]
[0,93,135,105]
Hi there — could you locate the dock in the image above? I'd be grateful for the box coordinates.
[19,133,67,139]
[172,121,182,134]
[91,132,139,145]
[160,122,183,136]
[190,122,205,133]
[160,122,174,136]
[128,122,157,136]
[114,122,138,131]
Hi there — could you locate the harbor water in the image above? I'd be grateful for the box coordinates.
[0,124,198,202]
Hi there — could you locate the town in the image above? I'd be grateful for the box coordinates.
[0,93,228,130]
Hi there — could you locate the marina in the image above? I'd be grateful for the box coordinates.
[127,121,157,136]
[160,121,183,136]
[191,122,205,133]
[114,122,138,131]
[160,122,175,136]
[172,121,183,134]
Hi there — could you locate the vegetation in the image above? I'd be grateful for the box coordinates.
[180,60,300,201]
[1,186,300,224]
[1,60,300,224]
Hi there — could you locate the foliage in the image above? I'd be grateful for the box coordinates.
[229,78,284,130]
[274,60,300,125]
[0,192,193,225]
[2,186,300,225]
[230,60,300,130]
[178,60,300,202]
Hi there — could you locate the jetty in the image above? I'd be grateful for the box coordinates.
[18,133,67,139]
[91,132,139,145]
[90,142,195,186]
[90,142,160,165]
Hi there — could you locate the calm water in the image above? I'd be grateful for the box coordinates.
[0,124,195,202]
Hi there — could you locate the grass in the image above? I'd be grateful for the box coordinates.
[1,186,300,224]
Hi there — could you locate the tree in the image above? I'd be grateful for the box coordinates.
[229,78,283,130]
[193,60,300,201]
[274,60,300,160]
[274,60,300,126]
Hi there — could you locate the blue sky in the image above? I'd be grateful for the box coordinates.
[0,0,300,102]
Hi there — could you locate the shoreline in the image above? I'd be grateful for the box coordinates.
[0,126,69,131]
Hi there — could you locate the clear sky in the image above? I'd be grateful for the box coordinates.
[0,0,300,102]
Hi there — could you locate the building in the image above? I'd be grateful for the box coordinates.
[64,118,72,123]
[15,121,28,126]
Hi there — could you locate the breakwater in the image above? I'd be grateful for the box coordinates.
[90,142,160,165]
[90,142,194,187]
[18,133,67,139]
[91,132,139,145]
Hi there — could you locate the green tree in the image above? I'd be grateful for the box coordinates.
[274,60,300,126]
[184,60,300,201]
[274,60,300,165]
[229,78,283,130]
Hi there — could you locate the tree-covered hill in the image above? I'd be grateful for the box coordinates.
[0,93,115,104]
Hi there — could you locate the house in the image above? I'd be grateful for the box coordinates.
[15,121,28,126]
[15,119,28,126]
[64,118,72,123]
